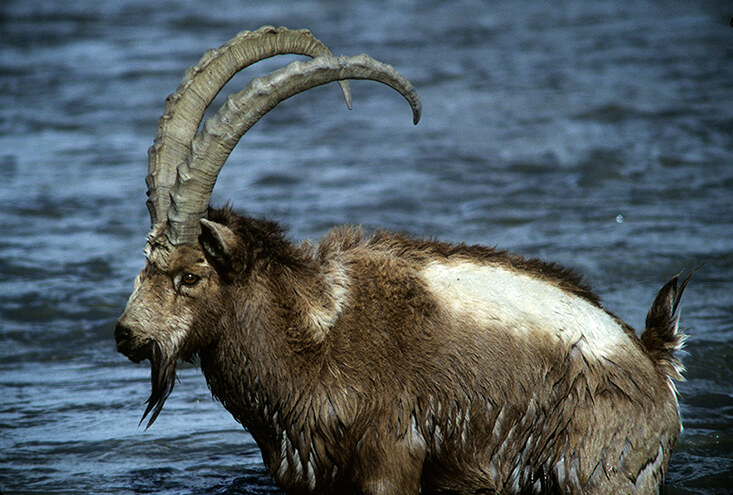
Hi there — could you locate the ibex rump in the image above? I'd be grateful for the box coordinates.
[115,26,691,494]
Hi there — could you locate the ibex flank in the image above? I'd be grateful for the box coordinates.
[115,26,692,495]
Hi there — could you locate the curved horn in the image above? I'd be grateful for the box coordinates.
[146,26,352,227]
[165,54,422,245]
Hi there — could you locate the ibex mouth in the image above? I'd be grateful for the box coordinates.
[114,322,177,428]
[114,323,153,364]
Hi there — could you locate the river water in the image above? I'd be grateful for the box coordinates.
[1,0,731,493]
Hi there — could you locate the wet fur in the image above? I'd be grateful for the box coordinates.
[116,206,689,494]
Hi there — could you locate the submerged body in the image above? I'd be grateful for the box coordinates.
[114,26,690,495]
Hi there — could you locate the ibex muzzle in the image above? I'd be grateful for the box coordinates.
[116,26,691,494]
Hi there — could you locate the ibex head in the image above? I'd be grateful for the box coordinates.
[114,26,421,427]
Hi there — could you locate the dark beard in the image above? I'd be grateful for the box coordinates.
[140,342,178,429]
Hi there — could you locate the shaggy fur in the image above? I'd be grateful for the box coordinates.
[116,206,690,495]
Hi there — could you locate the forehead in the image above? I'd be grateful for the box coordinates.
[144,241,206,272]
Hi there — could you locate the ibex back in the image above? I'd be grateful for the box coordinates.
[115,26,691,494]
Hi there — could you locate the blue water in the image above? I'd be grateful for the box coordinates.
[1,0,732,493]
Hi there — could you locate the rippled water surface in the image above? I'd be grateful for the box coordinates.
[1,0,732,493]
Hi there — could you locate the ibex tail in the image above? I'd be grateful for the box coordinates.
[641,267,700,381]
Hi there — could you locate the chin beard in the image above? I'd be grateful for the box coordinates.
[140,342,178,429]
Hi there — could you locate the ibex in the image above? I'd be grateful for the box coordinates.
[115,26,692,494]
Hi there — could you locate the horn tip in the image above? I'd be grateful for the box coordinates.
[412,101,422,125]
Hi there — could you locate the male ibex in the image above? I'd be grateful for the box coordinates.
[116,26,692,494]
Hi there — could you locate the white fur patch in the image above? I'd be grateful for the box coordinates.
[307,262,350,342]
[420,261,631,360]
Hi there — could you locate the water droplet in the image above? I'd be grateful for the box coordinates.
[615,214,624,224]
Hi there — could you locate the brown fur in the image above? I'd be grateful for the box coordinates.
[116,206,689,495]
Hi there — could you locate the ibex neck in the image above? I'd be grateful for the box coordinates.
[199,249,349,421]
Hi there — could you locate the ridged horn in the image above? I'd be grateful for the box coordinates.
[165,53,422,245]
[146,26,351,227]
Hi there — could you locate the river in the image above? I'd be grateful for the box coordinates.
[1,0,731,493]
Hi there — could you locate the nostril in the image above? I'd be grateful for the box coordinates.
[114,321,151,363]
[115,321,132,344]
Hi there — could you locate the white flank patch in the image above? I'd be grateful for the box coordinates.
[420,261,630,360]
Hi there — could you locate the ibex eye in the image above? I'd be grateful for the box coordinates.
[181,273,200,286]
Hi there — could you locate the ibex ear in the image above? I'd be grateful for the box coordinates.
[200,218,238,274]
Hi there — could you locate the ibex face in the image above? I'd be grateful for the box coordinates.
[116,243,209,353]
[115,225,229,425]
